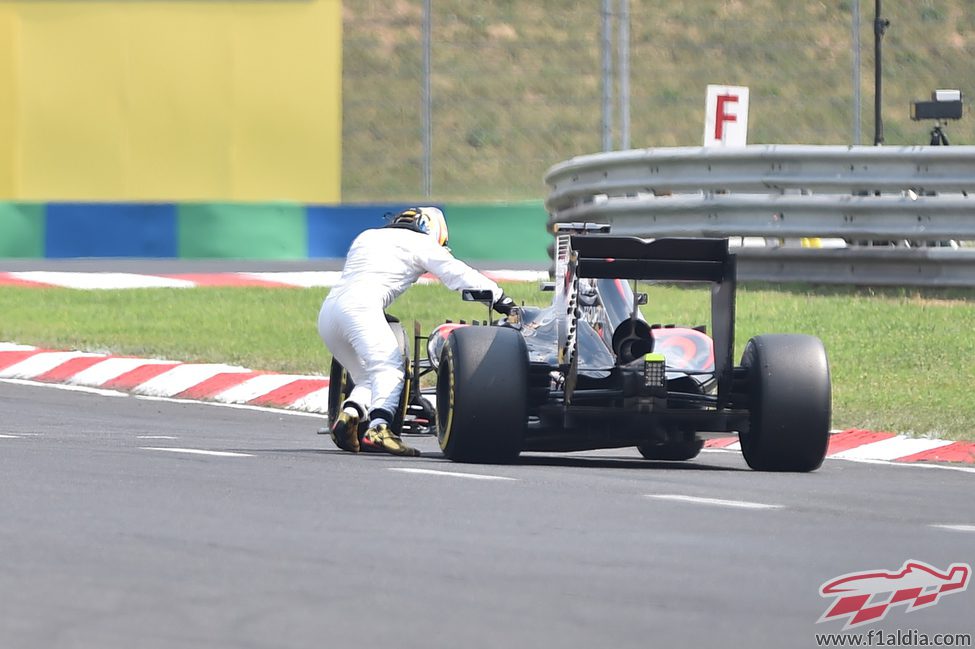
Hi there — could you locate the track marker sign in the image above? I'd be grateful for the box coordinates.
[704,85,749,147]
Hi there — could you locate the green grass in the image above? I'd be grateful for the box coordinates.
[1,284,973,440]
[343,2,975,202]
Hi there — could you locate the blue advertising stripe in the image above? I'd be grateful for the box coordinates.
[46,203,178,258]
[307,202,548,260]
[31,201,549,260]
[306,203,417,258]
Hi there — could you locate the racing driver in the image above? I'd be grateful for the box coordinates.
[318,206,515,457]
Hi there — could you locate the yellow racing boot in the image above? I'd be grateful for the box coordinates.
[330,410,360,453]
[361,423,421,457]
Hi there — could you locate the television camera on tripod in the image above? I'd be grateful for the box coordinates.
[911,89,963,145]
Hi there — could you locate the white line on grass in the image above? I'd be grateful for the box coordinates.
[388,467,518,481]
[141,447,254,458]
[645,494,783,510]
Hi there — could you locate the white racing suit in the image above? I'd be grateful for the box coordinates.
[318,226,503,423]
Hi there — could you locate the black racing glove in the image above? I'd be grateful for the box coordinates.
[493,293,516,315]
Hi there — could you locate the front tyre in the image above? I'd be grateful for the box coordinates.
[739,334,831,472]
[437,326,528,463]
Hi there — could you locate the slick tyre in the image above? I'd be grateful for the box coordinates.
[739,334,831,472]
[327,357,352,431]
[437,326,528,463]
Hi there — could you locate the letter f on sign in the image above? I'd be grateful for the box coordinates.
[715,94,738,141]
[704,84,749,147]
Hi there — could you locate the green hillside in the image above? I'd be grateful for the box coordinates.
[342,1,975,202]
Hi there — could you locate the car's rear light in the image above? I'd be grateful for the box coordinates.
[643,352,666,389]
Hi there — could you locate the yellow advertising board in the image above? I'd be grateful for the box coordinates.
[0,1,341,202]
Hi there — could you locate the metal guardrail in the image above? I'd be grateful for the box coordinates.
[544,145,975,287]
[553,194,975,241]
[736,247,975,287]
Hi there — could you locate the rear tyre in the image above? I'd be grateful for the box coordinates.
[437,326,528,463]
[327,321,410,434]
[327,357,352,430]
[738,334,831,472]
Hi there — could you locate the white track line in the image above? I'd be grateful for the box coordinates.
[133,394,324,417]
[657,441,975,473]
[835,457,975,475]
[3,376,974,473]
[0,378,129,397]
[0,343,38,351]
[645,494,783,510]
[831,436,956,461]
[0,378,325,417]
[11,271,195,290]
[388,467,517,481]
[483,270,551,282]
[930,524,975,533]
[210,374,308,403]
[67,357,178,387]
[241,271,344,288]
[287,386,331,414]
[0,351,100,379]
[133,363,252,397]
[0,434,22,439]
[137,435,178,440]
[141,447,254,458]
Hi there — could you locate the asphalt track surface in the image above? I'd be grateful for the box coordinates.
[2,381,973,649]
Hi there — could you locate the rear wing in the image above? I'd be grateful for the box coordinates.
[569,236,737,408]
[571,236,732,283]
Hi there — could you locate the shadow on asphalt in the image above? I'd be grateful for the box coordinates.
[514,454,748,471]
[243,448,748,471]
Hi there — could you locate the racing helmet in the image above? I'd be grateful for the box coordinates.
[393,206,449,247]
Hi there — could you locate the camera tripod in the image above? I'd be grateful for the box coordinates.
[929,122,950,145]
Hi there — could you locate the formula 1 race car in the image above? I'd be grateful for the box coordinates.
[328,225,832,472]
